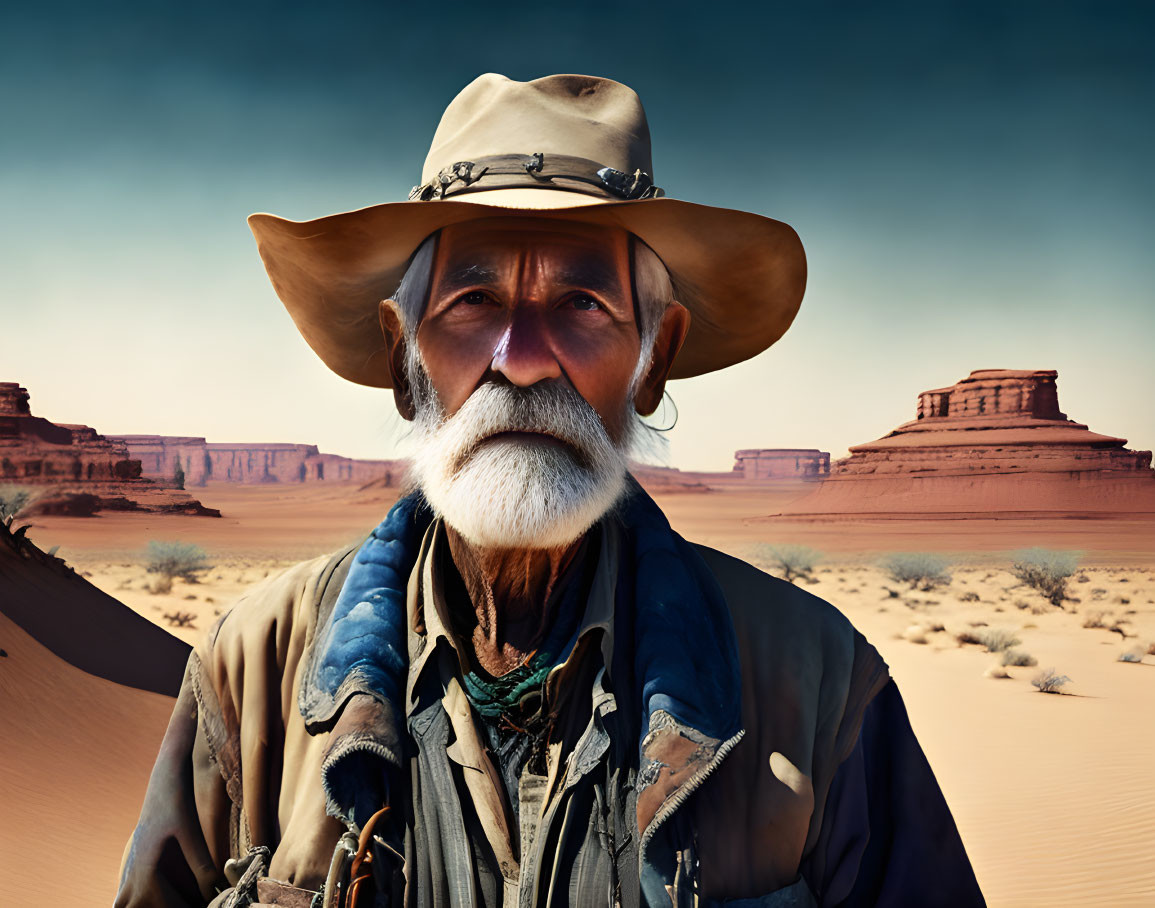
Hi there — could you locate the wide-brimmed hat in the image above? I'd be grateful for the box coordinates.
[248,73,806,388]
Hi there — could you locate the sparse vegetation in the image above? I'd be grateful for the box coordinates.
[145,540,212,586]
[1010,548,1080,609]
[1108,620,1134,640]
[0,484,35,522]
[1031,668,1072,694]
[881,552,952,591]
[959,591,981,603]
[1001,649,1037,667]
[977,628,1021,653]
[956,627,1022,653]
[162,610,197,628]
[754,543,823,584]
[1082,611,1111,629]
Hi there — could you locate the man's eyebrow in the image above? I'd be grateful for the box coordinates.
[436,263,501,294]
[555,262,622,296]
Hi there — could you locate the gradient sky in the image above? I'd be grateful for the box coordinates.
[3,1,1152,470]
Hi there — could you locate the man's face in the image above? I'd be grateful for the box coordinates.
[386,216,686,549]
[417,217,642,443]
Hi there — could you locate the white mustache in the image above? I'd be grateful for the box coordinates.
[427,381,614,475]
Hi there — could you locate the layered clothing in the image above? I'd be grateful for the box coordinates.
[116,483,983,907]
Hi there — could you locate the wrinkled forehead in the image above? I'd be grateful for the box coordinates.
[431,217,632,296]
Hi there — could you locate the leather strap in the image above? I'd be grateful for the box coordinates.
[409,152,664,202]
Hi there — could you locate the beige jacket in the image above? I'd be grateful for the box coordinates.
[116,528,917,907]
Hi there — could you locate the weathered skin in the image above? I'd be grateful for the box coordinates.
[377,218,689,678]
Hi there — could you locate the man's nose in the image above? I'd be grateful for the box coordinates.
[489,308,563,387]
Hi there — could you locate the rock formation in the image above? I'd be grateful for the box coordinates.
[777,369,1155,518]
[732,448,830,480]
[110,435,402,486]
[0,382,219,516]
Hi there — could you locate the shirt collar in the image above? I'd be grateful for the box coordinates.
[405,516,620,717]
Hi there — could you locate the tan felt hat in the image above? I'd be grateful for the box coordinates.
[248,73,807,388]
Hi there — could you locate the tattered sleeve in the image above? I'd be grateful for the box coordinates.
[801,679,986,907]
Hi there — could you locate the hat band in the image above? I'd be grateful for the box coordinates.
[408,153,664,203]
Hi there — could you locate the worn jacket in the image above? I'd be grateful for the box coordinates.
[116,486,984,907]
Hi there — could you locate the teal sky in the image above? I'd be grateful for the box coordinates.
[2,1,1152,470]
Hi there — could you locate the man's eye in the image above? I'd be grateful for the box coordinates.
[459,291,489,306]
[570,295,602,311]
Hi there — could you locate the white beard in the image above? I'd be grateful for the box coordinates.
[406,379,635,549]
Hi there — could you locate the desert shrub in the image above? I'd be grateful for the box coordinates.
[959,591,981,603]
[976,628,1021,653]
[163,610,197,628]
[1082,611,1111,629]
[955,630,983,646]
[754,543,822,584]
[881,552,952,591]
[1001,649,1037,667]
[145,540,212,584]
[1108,620,1134,640]
[0,484,35,522]
[1010,548,1080,609]
[1031,668,1072,694]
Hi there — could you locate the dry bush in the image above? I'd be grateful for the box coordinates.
[146,540,212,584]
[752,544,823,583]
[1010,548,1081,609]
[1001,649,1037,667]
[1031,668,1072,694]
[977,628,1021,653]
[162,610,197,628]
[881,553,952,591]
[1109,620,1134,640]
[0,484,36,522]
[955,630,983,646]
[958,591,981,603]
[148,575,173,595]
[984,665,1011,679]
[1082,611,1111,629]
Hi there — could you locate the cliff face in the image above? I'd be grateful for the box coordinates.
[732,448,830,480]
[778,369,1155,518]
[110,435,403,486]
[0,383,218,516]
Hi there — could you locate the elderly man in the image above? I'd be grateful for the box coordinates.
[117,75,984,907]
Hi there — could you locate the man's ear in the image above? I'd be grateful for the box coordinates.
[379,299,416,421]
[634,301,691,416]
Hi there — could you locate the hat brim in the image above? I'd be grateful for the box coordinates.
[248,190,806,388]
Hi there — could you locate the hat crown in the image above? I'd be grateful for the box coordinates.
[421,73,654,184]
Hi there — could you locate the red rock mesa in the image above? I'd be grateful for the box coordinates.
[108,436,402,486]
[732,449,830,480]
[777,369,1155,518]
[0,382,218,516]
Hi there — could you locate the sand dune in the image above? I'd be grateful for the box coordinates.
[0,518,187,905]
[0,610,178,905]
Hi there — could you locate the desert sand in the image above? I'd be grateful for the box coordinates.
[7,479,1155,906]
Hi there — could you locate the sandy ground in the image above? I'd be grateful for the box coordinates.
[16,480,1155,905]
